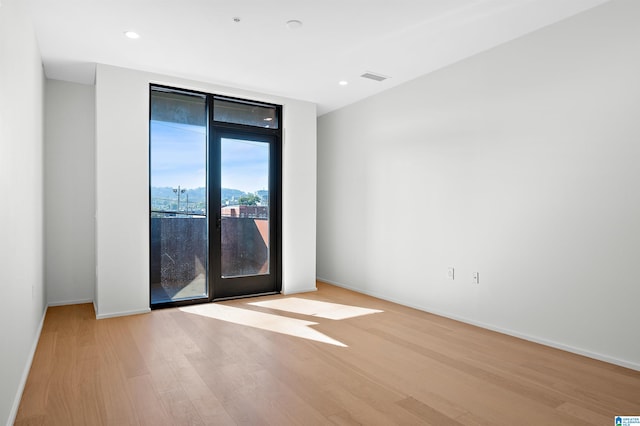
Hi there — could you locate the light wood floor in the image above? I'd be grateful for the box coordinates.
[15,281,640,425]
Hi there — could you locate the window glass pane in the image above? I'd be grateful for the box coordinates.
[150,88,208,304]
[151,90,207,126]
[214,97,279,128]
[220,137,270,277]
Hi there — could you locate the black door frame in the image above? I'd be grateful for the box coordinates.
[209,122,282,300]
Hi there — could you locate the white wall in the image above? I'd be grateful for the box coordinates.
[317,0,640,370]
[45,79,95,306]
[0,0,46,424]
[95,64,316,318]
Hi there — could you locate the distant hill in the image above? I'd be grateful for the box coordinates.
[151,187,246,203]
[222,188,245,201]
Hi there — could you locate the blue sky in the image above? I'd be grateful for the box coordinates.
[150,121,269,193]
[221,137,269,193]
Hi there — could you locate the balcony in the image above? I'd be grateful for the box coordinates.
[150,209,269,304]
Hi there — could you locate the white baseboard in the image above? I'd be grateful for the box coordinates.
[283,286,317,295]
[317,277,640,372]
[95,307,151,320]
[7,306,47,426]
[48,298,93,307]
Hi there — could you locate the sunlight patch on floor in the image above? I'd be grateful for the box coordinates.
[179,303,348,347]
[247,297,384,320]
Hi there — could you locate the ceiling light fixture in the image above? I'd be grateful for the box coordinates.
[263,117,273,121]
[338,81,349,86]
[286,20,303,30]
[124,31,140,39]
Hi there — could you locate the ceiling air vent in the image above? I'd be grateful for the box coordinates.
[360,72,389,82]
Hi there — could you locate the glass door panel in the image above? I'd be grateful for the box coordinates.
[220,137,270,278]
[150,89,208,305]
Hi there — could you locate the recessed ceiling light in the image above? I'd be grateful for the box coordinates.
[286,20,303,30]
[263,117,273,121]
[124,31,140,39]
[338,81,349,86]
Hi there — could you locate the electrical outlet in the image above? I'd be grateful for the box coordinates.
[473,272,479,284]
[447,267,455,280]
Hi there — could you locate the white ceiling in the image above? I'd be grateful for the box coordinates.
[26,0,609,115]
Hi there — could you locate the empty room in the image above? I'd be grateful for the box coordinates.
[1,0,639,425]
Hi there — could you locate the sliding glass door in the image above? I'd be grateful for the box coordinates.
[150,87,281,307]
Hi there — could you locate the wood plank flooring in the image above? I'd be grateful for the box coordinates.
[15,281,640,425]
